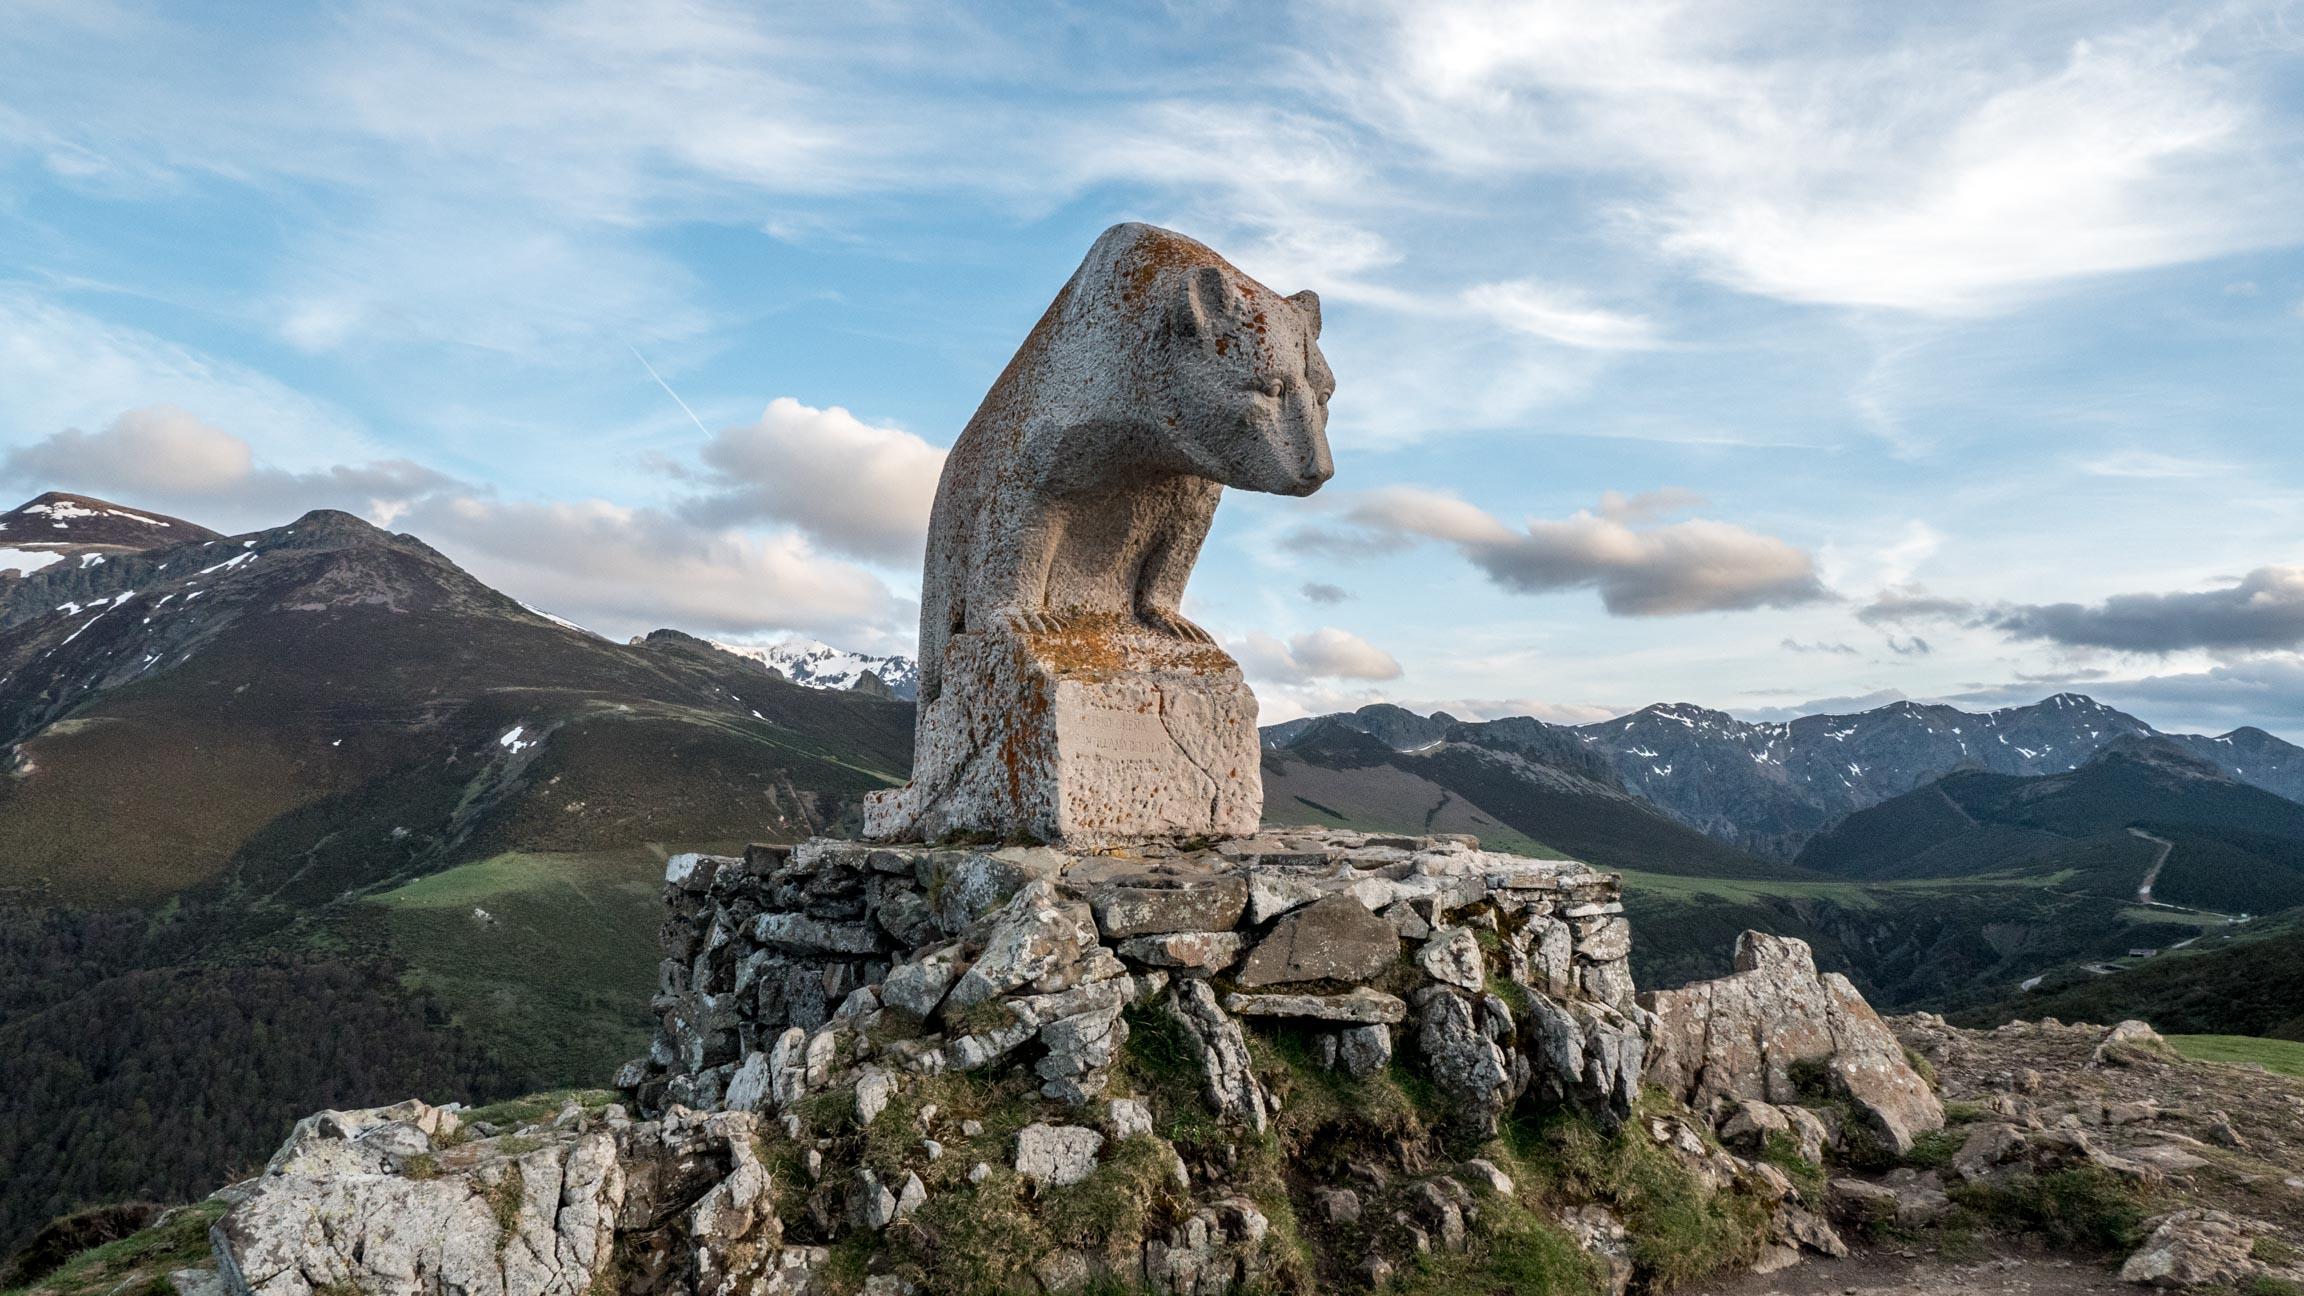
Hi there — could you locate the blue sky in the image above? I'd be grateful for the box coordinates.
[5,0,2304,735]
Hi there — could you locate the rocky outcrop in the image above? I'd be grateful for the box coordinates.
[212,1099,796,1296]
[160,830,1969,1296]
[1643,930,1944,1155]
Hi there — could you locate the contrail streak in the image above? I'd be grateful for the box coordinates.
[626,342,713,438]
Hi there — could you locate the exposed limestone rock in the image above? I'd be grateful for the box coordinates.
[1115,930,1245,973]
[881,944,963,1018]
[1014,1123,1105,1188]
[1417,926,1486,991]
[215,1102,779,1296]
[2119,1210,2262,1288]
[1093,874,1249,938]
[2095,1018,2173,1068]
[1236,893,1398,987]
[1414,987,1510,1134]
[1168,979,1270,1134]
[944,882,1101,1009]
[1338,1023,1394,1078]
[1221,986,1406,1023]
[864,223,1335,848]
[1642,930,1943,1154]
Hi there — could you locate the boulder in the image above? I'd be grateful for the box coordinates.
[1338,1024,1393,1078]
[1642,931,1943,1154]
[881,945,963,1019]
[216,1106,783,1296]
[2119,1210,2261,1288]
[943,882,1101,1009]
[1236,894,1398,987]
[1415,988,1509,1132]
[1091,874,1249,938]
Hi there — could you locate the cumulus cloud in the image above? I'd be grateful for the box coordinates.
[1234,627,1404,685]
[397,494,905,645]
[1300,582,1352,604]
[1295,486,1827,616]
[690,398,946,565]
[1,405,460,523]
[1,403,910,645]
[1857,585,1979,626]
[5,405,251,495]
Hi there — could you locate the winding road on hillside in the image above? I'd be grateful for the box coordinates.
[2129,827,2174,904]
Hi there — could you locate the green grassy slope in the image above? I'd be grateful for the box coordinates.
[2167,1034,2304,1077]
[1960,916,2304,1040]
[362,848,676,1088]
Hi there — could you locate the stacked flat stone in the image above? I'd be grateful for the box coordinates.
[619,827,1648,1135]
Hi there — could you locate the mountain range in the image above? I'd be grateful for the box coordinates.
[704,637,920,700]
[9,486,2304,1257]
[1268,696,2304,860]
[0,492,911,1253]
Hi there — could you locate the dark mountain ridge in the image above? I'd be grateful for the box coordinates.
[0,491,220,572]
[1795,734,2304,915]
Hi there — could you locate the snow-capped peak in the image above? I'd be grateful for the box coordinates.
[709,638,919,700]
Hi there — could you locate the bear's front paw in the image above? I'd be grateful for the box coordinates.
[1001,608,1066,636]
[1139,607,1215,644]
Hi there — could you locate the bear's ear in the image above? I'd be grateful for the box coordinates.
[1288,289,1322,339]
[1171,265,1234,339]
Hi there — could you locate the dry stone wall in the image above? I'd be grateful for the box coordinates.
[619,828,1649,1132]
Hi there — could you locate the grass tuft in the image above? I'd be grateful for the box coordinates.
[1947,1167,2150,1253]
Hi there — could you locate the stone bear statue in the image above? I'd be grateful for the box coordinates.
[915,222,1335,705]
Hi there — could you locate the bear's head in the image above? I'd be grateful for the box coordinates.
[1062,223,1336,498]
[1154,260,1336,498]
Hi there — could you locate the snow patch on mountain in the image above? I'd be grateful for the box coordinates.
[709,638,918,700]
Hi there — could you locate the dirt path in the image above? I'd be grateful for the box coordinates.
[1696,1245,2133,1296]
[2128,826,2173,904]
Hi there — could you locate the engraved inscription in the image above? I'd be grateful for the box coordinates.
[1061,701,1176,764]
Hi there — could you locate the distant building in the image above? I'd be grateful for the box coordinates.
[2126,948,2158,958]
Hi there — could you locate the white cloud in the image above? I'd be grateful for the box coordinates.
[1318,1,2301,312]
[1405,695,1624,725]
[0,402,913,646]
[1298,486,1829,615]
[691,397,946,565]
[6,406,252,495]
[399,494,907,645]
[1235,626,1405,684]
[0,292,372,470]
[1462,280,1658,349]
[2078,450,2234,479]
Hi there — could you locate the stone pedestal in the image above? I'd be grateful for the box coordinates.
[863,616,1260,847]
